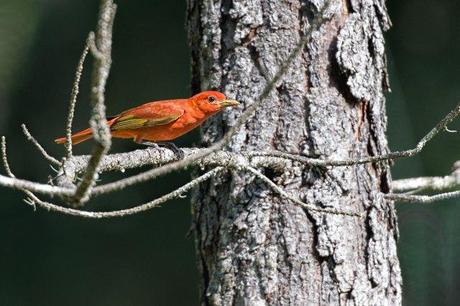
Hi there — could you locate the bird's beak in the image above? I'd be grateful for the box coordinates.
[219,99,240,108]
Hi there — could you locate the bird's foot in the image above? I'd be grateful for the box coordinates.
[139,141,159,148]
[140,141,184,160]
[159,142,185,160]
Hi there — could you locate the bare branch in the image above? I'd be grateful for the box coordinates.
[2,136,37,208]
[69,147,194,174]
[72,0,117,205]
[445,126,457,133]
[64,36,91,158]
[385,161,460,204]
[0,174,73,196]
[21,124,60,166]
[391,161,460,193]
[89,151,213,196]
[88,150,292,196]
[392,176,459,193]
[242,165,361,217]
[22,167,224,219]
[250,102,460,167]
[1,136,14,177]
[66,148,313,177]
[385,190,460,204]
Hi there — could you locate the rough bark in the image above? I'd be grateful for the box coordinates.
[187,0,401,305]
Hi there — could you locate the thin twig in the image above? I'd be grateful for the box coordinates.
[249,101,460,166]
[72,0,117,205]
[24,167,224,218]
[242,165,361,217]
[385,190,460,204]
[387,161,460,202]
[21,124,60,166]
[2,136,37,208]
[445,126,457,133]
[1,136,14,177]
[65,36,91,158]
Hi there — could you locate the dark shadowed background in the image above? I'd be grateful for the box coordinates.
[0,1,459,305]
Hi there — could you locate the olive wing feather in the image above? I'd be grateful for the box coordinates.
[111,104,184,131]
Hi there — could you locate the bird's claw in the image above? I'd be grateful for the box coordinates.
[140,141,184,160]
[161,142,185,160]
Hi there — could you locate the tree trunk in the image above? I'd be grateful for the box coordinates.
[187,0,402,305]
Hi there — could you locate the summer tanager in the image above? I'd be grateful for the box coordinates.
[55,91,239,145]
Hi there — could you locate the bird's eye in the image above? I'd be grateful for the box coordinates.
[207,96,217,104]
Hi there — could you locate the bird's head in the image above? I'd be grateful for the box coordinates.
[192,91,239,114]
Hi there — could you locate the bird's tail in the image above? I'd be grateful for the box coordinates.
[54,127,93,145]
[54,118,117,145]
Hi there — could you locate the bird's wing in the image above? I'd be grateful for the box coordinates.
[111,102,185,131]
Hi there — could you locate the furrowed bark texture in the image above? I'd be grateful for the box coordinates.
[187,0,401,305]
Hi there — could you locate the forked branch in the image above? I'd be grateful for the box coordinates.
[71,0,116,205]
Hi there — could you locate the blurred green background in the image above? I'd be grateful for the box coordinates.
[0,0,459,305]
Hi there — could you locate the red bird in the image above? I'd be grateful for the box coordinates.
[55,91,239,145]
